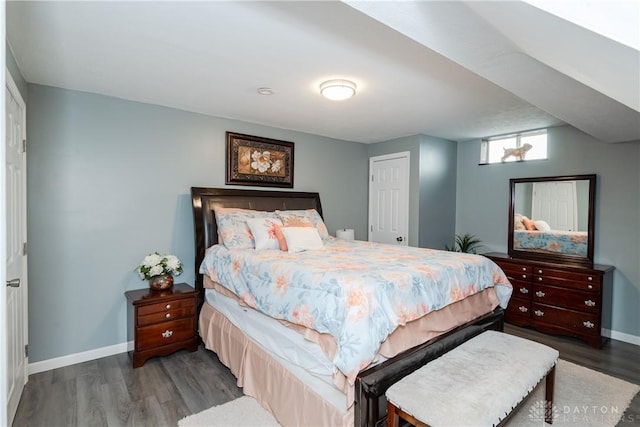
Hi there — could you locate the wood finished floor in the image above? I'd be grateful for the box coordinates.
[12,325,640,427]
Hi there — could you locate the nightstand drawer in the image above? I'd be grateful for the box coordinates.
[136,317,195,351]
[138,298,195,316]
[138,305,196,326]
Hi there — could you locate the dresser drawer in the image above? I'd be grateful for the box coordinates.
[138,304,196,326]
[531,303,600,335]
[532,267,601,292]
[512,282,532,298]
[532,285,600,314]
[136,317,195,351]
[496,262,532,283]
[506,297,531,318]
[138,297,195,316]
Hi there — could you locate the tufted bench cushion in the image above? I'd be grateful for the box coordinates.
[385,330,559,426]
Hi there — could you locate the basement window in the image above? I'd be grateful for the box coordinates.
[480,129,547,164]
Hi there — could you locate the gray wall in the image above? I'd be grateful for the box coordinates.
[26,84,369,363]
[456,125,640,338]
[418,135,457,249]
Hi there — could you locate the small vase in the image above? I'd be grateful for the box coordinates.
[148,274,174,290]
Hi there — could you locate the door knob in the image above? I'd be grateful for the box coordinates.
[396,236,404,242]
[6,278,20,288]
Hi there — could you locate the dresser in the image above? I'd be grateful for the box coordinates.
[485,253,614,348]
[125,283,198,367]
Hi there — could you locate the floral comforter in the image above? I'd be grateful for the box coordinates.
[514,229,588,256]
[200,238,512,385]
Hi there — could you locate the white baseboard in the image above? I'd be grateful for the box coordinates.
[26,328,640,376]
[28,341,134,375]
[602,328,640,346]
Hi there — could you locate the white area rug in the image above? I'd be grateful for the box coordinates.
[178,360,639,427]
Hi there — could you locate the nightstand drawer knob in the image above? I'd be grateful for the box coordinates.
[165,313,171,319]
[536,291,545,298]
[534,310,544,317]
[162,330,173,338]
[166,304,171,309]
[585,300,596,307]
[519,287,529,294]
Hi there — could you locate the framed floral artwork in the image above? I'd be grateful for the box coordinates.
[225,132,294,188]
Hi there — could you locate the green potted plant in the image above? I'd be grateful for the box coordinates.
[445,233,483,254]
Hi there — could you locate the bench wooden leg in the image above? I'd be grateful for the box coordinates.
[545,364,556,424]
[387,401,399,427]
[387,401,430,427]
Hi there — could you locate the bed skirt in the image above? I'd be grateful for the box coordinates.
[199,302,353,427]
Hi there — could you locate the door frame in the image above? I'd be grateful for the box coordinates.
[4,67,28,426]
[368,151,410,243]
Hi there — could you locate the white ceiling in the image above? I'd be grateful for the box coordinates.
[6,1,640,144]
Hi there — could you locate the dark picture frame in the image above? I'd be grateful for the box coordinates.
[225,132,294,188]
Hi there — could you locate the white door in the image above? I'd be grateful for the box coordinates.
[5,70,27,426]
[368,152,410,245]
[532,181,577,231]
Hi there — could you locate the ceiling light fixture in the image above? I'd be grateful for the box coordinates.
[320,79,356,101]
[257,87,274,95]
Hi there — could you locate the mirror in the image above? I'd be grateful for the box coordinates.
[508,174,596,266]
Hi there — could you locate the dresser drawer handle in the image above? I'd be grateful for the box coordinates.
[538,277,543,282]
[587,284,593,290]
[519,287,529,294]
[522,267,526,271]
[534,310,544,317]
[165,313,171,319]
[522,274,527,279]
[162,330,173,338]
[537,269,543,274]
[536,291,545,298]
[583,321,595,329]
[165,304,171,310]
[518,306,528,313]
[588,276,593,281]
[585,300,596,307]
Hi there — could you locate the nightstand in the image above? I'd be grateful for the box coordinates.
[125,283,198,368]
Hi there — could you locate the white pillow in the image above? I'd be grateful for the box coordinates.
[246,217,283,250]
[281,227,324,253]
[534,220,552,232]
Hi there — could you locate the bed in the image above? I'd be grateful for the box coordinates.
[513,229,588,257]
[191,187,512,427]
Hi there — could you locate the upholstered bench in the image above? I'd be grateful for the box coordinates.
[385,331,559,426]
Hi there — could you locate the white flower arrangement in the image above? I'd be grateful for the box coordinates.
[137,252,183,280]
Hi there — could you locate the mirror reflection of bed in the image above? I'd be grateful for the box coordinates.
[509,175,595,265]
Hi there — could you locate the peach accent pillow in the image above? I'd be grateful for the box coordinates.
[523,218,537,231]
[276,209,330,240]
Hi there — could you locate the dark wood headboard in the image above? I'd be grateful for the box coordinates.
[190,187,323,302]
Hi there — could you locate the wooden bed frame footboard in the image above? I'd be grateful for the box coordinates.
[354,307,504,427]
[190,187,505,427]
